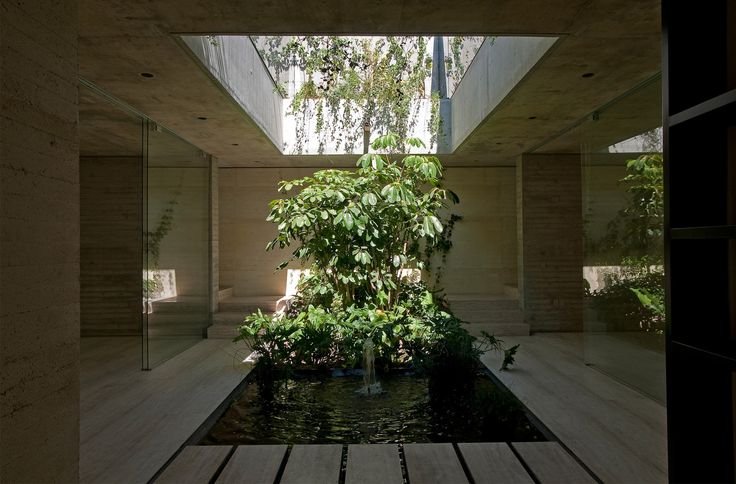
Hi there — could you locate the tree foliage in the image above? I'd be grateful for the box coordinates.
[266,133,459,309]
[254,36,482,153]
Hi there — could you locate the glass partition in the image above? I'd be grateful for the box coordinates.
[580,76,666,402]
[143,122,211,369]
[80,82,213,370]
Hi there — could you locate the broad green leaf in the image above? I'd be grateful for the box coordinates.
[406,137,426,148]
[429,215,443,233]
[344,212,354,229]
[422,216,435,236]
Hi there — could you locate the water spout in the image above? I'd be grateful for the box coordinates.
[357,338,382,395]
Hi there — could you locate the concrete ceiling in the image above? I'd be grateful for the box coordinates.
[79,0,661,167]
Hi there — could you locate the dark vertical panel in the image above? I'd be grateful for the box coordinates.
[665,1,736,481]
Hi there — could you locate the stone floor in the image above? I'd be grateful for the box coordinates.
[80,332,667,483]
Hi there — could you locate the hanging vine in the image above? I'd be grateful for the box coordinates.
[252,36,484,154]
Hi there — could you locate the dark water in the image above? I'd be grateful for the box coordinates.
[202,371,545,445]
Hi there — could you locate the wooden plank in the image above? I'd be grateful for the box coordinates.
[345,444,403,484]
[512,442,596,484]
[403,443,469,484]
[216,445,287,484]
[155,445,232,484]
[279,444,342,484]
[457,443,534,484]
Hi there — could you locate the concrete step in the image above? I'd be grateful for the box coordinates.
[218,295,281,313]
[212,311,248,325]
[504,284,520,299]
[218,286,233,301]
[146,314,209,338]
[446,294,524,325]
[150,296,208,314]
[464,321,530,337]
[207,323,240,339]
[207,311,276,339]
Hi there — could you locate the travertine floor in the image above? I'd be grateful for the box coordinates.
[80,337,249,483]
[80,333,666,483]
[483,333,667,483]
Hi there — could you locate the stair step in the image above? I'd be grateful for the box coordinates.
[212,312,250,324]
[454,312,524,324]
[218,286,234,301]
[150,296,208,314]
[207,323,240,339]
[503,284,520,298]
[218,296,281,313]
[464,322,530,337]
[450,300,520,312]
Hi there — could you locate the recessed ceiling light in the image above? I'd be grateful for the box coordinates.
[140,72,154,78]
[582,72,595,78]
[198,116,208,120]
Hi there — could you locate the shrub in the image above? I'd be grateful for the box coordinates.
[236,135,517,385]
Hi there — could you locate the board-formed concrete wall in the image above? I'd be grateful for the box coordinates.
[81,157,143,336]
[0,0,80,480]
[219,166,517,298]
[517,153,583,331]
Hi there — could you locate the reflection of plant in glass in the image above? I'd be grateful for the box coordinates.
[144,197,177,298]
[588,148,665,334]
[596,153,663,261]
[588,264,665,334]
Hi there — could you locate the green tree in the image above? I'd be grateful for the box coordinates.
[265,133,459,309]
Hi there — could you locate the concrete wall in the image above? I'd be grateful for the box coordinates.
[517,153,583,331]
[181,35,284,150]
[219,167,517,298]
[438,167,517,295]
[0,0,80,480]
[450,36,557,150]
[219,168,312,296]
[81,157,142,336]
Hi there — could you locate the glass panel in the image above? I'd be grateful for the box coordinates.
[143,122,211,369]
[580,77,666,403]
[79,83,145,363]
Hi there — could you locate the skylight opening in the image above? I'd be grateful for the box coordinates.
[250,35,486,155]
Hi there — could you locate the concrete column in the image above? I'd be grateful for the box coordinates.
[517,153,583,332]
[0,0,80,481]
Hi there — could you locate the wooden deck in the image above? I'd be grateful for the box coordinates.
[155,442,597,484]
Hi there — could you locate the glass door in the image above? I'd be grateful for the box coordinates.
[581,76,666,402]
[143,121,211,369]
